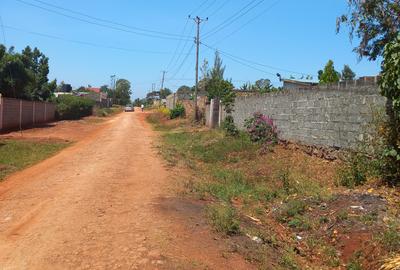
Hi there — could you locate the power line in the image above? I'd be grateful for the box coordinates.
[201,42,313,77]
[207,0,230,18]
[189,0,210,17]
[166,20,194,71]
[0,15,6,45]
[167,43,195,82]
[166,0,212,72]
[197,0,217,16]
[30,0,190,39]
[166,23,195,73]
[210,0,280,46]
[203,0,264,39]
[15,0,192,41]
[3,25,194,55]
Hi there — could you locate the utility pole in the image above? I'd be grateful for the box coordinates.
[110,75,116,105]
[160,70,167,91]
[190,15,207,121]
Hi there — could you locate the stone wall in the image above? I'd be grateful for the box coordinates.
[221,86,386,149]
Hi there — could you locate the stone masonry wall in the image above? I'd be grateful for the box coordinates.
[222,86,386,149]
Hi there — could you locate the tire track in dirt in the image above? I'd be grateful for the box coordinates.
[0,112,253,269]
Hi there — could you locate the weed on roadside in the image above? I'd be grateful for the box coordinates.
[207,203,240,235]
[379,221,400,253]
[276,199,307,223]
[279,249,299,270]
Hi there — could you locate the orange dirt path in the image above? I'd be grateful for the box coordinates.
[0,112,253,269]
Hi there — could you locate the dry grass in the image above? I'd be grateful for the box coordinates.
[147,112,400,270]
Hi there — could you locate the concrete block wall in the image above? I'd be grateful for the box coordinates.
[166,93,176,110]
[221,86,386,149]
[0,97,56,132]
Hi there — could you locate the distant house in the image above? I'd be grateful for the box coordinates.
[282,79,318,90]
[86,87,101,94]
[80,87,110,107]
[54,92,73,98]
[282,76,380,91]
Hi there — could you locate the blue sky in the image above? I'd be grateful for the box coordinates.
[0,0,382,99]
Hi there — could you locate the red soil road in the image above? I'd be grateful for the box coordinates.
[0,112,254,270]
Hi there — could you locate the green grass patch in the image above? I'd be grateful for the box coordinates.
[0,139,69,180]
[196,168,278,204]
[276,199,307,223]
[162,130,256,164]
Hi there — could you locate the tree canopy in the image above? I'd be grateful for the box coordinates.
[337,0,400,60]
[115,79,132,105]
[341,65,356,80]
[378,35,400,184]
[176,85,193,99]
[0,45,56,100]
[159,88,172,99]
[318,60,340,84]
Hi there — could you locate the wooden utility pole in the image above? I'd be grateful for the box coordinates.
[160,70,166,91]
[190,15,207,121]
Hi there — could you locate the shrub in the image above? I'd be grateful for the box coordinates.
[55,95,95,120]
[169,103,185,119]
[221,115,239,136]
[244,112,278,145]
[158,106,170,117]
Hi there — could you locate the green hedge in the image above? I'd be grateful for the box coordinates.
[55,95,95,120]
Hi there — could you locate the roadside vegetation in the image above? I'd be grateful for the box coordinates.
[0,139,69,180]
[147,111,400,270]
[54,95,95,120]
[94,105,123,117]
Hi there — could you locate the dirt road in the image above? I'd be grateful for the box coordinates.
[0,112,252,270]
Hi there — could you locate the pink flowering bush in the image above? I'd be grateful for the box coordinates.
[244,112,278,145]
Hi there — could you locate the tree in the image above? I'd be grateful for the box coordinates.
[0,45,30,99]
[253,79,274,93]
[379,35,400,184]
[159,88,172,99]
[132,98,141,107]
[318,60,340,84]
[176,85,192,99]
[75,86,86,92]
[0,45,56,100]
[21,46,56,100]
[100,85,109,93]
[240,82,252,91]
[115,79,132,105]
[210,51,225,81]
[205,51,237,131]
[341,65,356,80]
[56,81,72,92]
[200,59,210,80]
[337,0,400,60]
